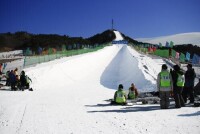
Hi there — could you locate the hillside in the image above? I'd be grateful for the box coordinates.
[1,30,200,56]
[0,30,116,52]
[136,32,200,46]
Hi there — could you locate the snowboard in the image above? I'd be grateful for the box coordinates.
[135,91,160,104]
[109,99,135,106]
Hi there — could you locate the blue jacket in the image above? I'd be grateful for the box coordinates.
[9,72,16,83]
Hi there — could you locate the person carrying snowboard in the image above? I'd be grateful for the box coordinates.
[111,84,127,105]
[128,83,138,99]
[157,64,173,109]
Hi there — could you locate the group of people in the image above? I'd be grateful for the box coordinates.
[4,68,32,91]
[111,83,139,105]
[111,63,197,109]
[157,63,197,109]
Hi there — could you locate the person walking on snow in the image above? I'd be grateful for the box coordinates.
[111,84,127,105]
[157,64,173,109]
[128,83,139,100]
[9,70,17,91]
[182,64,196,103]
[171,65,185,108]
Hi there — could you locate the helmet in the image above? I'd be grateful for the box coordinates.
[173,65,180,71]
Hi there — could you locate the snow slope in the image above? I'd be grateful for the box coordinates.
[136,32,200,46]
[0,31,199,134]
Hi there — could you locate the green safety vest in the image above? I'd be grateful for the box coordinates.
[160,71,171,87]
[177,73,185,87]
[128,90,136,99]
[116,90,126,103]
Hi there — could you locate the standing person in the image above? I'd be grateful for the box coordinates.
[157,64,173,109]
[111,84,127,105]
[9,70,16,91]
[182,64,196,103]
[128,83,139,99]
[171,65,185,108]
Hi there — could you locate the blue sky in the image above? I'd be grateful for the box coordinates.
[0,0,200,38]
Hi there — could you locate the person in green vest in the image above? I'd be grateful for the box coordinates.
[171,65,185,108]
[111,84,127,105]
[157,64,173,109]
[128,83,139,100]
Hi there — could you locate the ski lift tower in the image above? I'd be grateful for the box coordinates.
[112,19,114,30]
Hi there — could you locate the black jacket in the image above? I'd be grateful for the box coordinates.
[184,69,196,87]
[20,74,27,87]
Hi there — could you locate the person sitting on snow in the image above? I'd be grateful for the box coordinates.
[128,83,138,99]
[111,84,127,105]
[20,70,32,91]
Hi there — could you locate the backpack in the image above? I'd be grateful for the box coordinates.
[25,75,32,84]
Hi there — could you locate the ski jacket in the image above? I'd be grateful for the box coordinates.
[9,72,16,83]
[157,70,173,92]
[184,69,196,87]
[114,89,127,103]
[20,74,27,87]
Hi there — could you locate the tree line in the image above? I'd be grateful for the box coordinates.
[0,30,116,54]
[0,30,199,56]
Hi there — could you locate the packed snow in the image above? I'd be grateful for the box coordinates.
[0,31,200,134]
[136,32,200,46]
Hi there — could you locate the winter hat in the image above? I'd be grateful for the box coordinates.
[118,84,123,89]
[173,65,180,71]
[162,64,168,70]
[187,64,192,68]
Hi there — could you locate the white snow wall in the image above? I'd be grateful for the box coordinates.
[100,45,155,91]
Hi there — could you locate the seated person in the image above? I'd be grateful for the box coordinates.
[111,84,127,105]
[20,71,32,91]
[128,83,139,99]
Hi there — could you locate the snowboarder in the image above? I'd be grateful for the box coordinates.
[157,64,173,109]
[171,65,185,108]
[111,84,127,105]
[182,64,196,103]
[128,83,138,100]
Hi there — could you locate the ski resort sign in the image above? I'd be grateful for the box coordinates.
[112,40,128,44]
